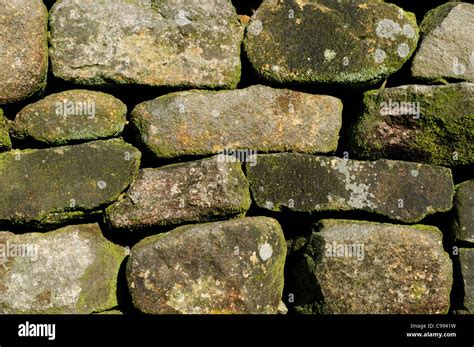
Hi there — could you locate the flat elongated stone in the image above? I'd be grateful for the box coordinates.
[127,217,286,314]
[0,109,11,151]
[0,0,48,104]
[131,85,342,158]
[460,249,474,312]
[292,219,452,314]
[0,139,141,227]
[243,0,418,87]
[12,90,127,145]
[452,180,474,243]
[0,223,127,313]
[246,153,454,223]
[351,83,474,166]
[411,3,474,83]
[49,0,243,88]
[105,155,251,230]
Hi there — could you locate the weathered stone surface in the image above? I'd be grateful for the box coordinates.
[293,219,452,314]
[0,223,127,313]
[49,0,243,88]
[0,109,11,151]
[0,0,48,104]
[105,155,250,230]
[243,0,418,87]
[460,249,474,313]
[351,83,474,166]
[12,90,127,145]
[452,180,474,244]
[246,153,454,223]
[131,85,342,158]
[0,139,141,227]
[127,217,286,314]
[411,3,474,83]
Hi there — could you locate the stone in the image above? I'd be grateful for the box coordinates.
[49,0,243,88]
[0,139,141,227]
[246,153,454,223]
[0,223,127,314]
[0,109,11,151]
[411,3,474,83]
[131,85,342,159]
[105,155,251,230]
[243,0,418,87]
[459,249,474,312]
[452,180,474,244]
[12,90,128,145]
[127,217,286,314]
[351,82,474,166]
[293,219,452,314]
[0,0,48,104]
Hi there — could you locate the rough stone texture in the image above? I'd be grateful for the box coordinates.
[451,180,474,243]
[0,0,48,104]
[49,0,243,88]
[131,85,342,159]
[411,3,474,83]
[459,249,474,312]
[351,82,474,166]
[105,155,251,230]
[246,153,454,223]
[293,219,452,314]
[0,109,11,151]
[12,90,128,145]
[0,223,127,314]
[127,217,286,314]
[0,139,141,227]
[243,0,418,87]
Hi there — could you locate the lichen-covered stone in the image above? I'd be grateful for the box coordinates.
[131,85,342,159]
[351,82,474,166]
[0,0,48,104]
[105,155,251,230]
[246,153,454,223]
[293,219,452,314]
[49,0,243,88]
[451,180,474,244]
[243,0,418,87]
[459,249,474,313]
[0,109,11,151]
[411,3,474,83]
[0,139,141,227]
[127,217,286,314]
[0,223,127,314]
[12,90,127,145]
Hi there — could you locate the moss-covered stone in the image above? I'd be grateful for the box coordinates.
[459,249,474,313]
[0,0,48,104]
[0,223,127,314]
[0,109,11,151]
[0,139,141,228]
[12,90,127,146]
[246,153,454,223]
[243,0,419,87]
[351,82,474,166]
[127,217,286,314]
[131,85,342,159]
[49,0,243,88]
[411,3,474,83]
[451,180,474,244]
[105,155,251,231]
[292,219,452,314]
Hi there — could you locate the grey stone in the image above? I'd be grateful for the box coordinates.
[459,249,474,312]
[452,180,474,244]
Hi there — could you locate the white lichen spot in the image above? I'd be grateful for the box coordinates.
[97,181,107,189]
[175,10,192,26]
[376,19,401,40]
[397,43,410,58]
[259,243,273,261]
[324,49,337,62]
[402,24,415,39]
[248,20,263,36]
[373,49,387,64]
[410,170,419,177]
[211,109,220,118]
